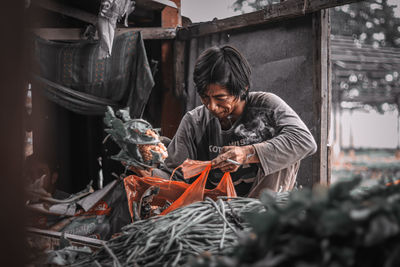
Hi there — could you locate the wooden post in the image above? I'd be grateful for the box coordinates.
[173,39,186,98]
[0,1,26,265]
[326,15,332,185]
[327,144,332,185]
[312,9,330,186]
[33,27,177,41]
[396,96,400,159]
[160,0,184,138]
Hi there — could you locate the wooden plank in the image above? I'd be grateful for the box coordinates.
[331,39,400,53]
[331,45,400,55]
[341,95,398,103]
[332,54,400,64]
[333,81,400,93]
[170,0,185,98]
[332,51,400,61]
[327,10,332,187]
[160,0,184,138]
[181,0,363,39]
[33,27,177,40]
[34,0,176,21]
[116,27,176,39]
[27,227,105,248]
[33,0,97,24]
[136,0,178,10]
[173,40,186,98]
[312,10,330,187]
[333,64,400,72]
[327,144,332,186]
[33,0,177,23]
[334,71,393,78]
[333,61,400,69]
[0,2,26,265]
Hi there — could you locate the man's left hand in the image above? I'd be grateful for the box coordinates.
[211,145,254,173]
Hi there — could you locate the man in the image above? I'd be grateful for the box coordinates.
[165,45,317,197]
[25,154,69,199]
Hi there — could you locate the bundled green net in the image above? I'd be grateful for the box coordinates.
[194,177,400,267]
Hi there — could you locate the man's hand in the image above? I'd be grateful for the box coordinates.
[211,145,256,173]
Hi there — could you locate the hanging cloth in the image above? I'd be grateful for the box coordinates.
[34,31,154,117]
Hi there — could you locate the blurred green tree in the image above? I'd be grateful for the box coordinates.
[232,0,400,47]
[331,0,400,48]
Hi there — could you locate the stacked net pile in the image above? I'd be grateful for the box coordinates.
[76,196,274,266]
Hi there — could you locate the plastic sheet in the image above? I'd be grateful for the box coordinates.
[124,163,237,220]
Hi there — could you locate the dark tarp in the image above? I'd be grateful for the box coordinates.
[34,31,154,117]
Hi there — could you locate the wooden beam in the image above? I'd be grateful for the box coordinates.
[173,40,186,98]
[34,0,177,23]
[0,2,26,265]
[116,27,176,39]
[136,0,178,10]
[326,11,332,188]
[333,64,400,72]
[33,27,177,40]
[332,54,400,64]
[27,227,105,248]
[327,144,332,186]
[160,0,183,138]
[341,95,399,103]
[33,0,97,24]
[331,44,400,54]
[180,0,363,39]
[332,51,400,61]
[312,9,330,187]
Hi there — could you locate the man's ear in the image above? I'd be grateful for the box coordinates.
[51,172,58,185]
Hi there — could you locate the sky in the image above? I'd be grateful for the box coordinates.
[389,0,400,17]
[181,0,400,149]
[181,0,239,22]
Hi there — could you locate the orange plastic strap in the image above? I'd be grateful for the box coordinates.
[215,172,237,198]
[162,164,212,215]
[170,159,212,180]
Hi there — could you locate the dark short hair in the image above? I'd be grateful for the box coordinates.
[193,45,251,100]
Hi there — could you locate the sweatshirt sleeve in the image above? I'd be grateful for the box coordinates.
[165,113,198,169]
[252,93,317,175]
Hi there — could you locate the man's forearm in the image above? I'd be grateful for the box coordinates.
[243,145,260,164]
[253,127,317,175]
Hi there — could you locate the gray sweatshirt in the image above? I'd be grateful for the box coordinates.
[165,92,317,196]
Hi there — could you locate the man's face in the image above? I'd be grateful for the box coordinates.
[199,84,239,120]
